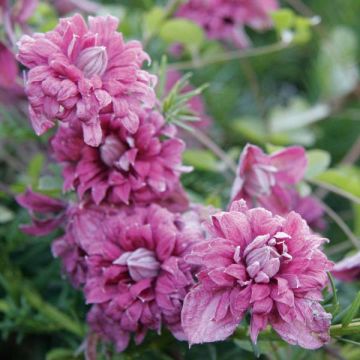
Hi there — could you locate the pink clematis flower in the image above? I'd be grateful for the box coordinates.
[176,0,278,48]
[181,200,333,349]
[16,188,67,236]
[71,204,197,351]
[51,109,191,207]
[0,0,38,44]
[17,14,156,146]
[0,41,25,105]
[332,251,360,282]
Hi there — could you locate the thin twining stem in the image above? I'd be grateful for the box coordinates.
[309,178,360,205]
[168,41,290,71]
[317,199,360,250]
[182,126,238,174]
[326,240,353,256]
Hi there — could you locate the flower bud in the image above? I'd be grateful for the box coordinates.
[76,46,108,78]
[100,135,126,167]
[113,248,160,282]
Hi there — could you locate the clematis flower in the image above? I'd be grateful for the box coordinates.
[17,14,156,146]
[16,188,67,236]
[181,200,333,349]
[52,0,99,15]
[0,41,25,105]
[51,109,190,207]
[0,0,38,44]
[176,0,278,48]
[70,204,197,351]
[332,251,360,282]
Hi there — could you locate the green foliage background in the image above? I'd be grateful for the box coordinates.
[0,0,360,359]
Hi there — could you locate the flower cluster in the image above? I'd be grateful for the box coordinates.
[182,200,333,349]
[16,13,196,350]
[231,144,325,229]
[176,0,278,48]
[16,12,336,355]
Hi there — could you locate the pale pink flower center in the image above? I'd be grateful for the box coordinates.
[113,247,160,282]
[245,164,277,197]
[243,232,292,283]
[75,46,108,78]
[100,135,127,167]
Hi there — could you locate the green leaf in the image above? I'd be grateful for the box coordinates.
[271,9,295,33]
[183,149,218,172]
[0,205,14,224]
[28,153,44,187]
[46,348,78,360]
[269,97,330,133]
[159,19,204,49]
[293,17,312,44]
[315,27,359,99]
[144,7,165,36]
[305,149,331,179]
[341,292,360,328]
[316,166,360,198]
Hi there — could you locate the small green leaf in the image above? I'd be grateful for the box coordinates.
[316,166,360,198]
[144,7,165,36]
[0,205,14,223]
[28,153,44,187]
[305,149,331,179]
[271,9,295,33]
[183,149,218,172]
[341,292,360,328]
[46,348,78,360]
[159,19,204,49]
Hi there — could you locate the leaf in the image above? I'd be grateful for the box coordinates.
[341,292,360,328]
[315,27,359,99]
[46,348,78,360]
[269,97,330,133]
[144,7,165,36]
[316,166,360,198]
[271,9,295,33]
[183,149,219,172]
[305,149,331,179]
[159,19,204,49]
[28,153,44,187]
[0,206,14,223]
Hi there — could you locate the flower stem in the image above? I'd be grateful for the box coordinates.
[23,286,85,337]
[182,126,238,174]
[330,321,360,336]
[169,42,291,71]
[308,178,360,205]
[318,199,360,250]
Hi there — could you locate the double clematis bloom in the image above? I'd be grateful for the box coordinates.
[182,200,333,349]
[71,204,197,351]
[230,144,325,229]
[17,14,156,146]
[51,109,190,206]
[176,0,278,48]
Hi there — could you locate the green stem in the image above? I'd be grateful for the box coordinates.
[169,42,291,71]
[330,322,360,336]
[182,125,238,174]
[308,178,360,205]
[23,286,85,338]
